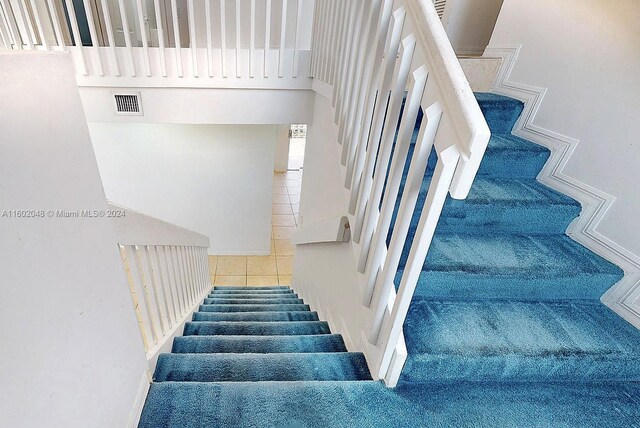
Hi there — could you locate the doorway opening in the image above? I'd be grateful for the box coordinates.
[288,124,307,171]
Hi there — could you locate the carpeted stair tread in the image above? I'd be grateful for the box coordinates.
[172,334,347,354]
[192,311,319,322]
[139,380,640,428]
[207,292,298,299]
[209,289,295,295]
[475,92,524,133]
[199,303,310,312]
[213,286,290,290]
[184,321,331,336]
[153,353,372,382]
[396,176,581,235]
[399,299,640,383]
[203,297,304,305]
[396,233,623,300]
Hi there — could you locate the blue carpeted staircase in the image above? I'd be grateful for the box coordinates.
[138,94,640,427]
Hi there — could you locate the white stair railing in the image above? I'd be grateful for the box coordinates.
[110,203,210,359]
[310,0,490,383]
[0,0,310,83]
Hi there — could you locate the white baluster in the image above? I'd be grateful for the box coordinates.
[46,0,66,50]
[144,246,167,335]
[153,0,167,76]
[249,0,255,78]
[362,64,428,306]
[352,8,407,242]
[134,0,150,76]
[369,101,443,343]
[0,0,21,49]
[278,0,287,77]
[64,0,88,74]
[171,0,183,77]
[205,0,213,76]
[220,0,227,77]
[263,0,271,77]
[100,0,120,76]
[117,0,135,76]
[376,144,460,378]
[188,0,198,77]
[28,0,48,50]
[119,245,151,351]
[292,0,302,77]
[235,0,240,77]
[357,35,416,274]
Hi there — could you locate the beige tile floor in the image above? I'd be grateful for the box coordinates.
[208,170,301,287]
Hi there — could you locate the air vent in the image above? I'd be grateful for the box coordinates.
[433,0,447,19]
[113,93,143,115]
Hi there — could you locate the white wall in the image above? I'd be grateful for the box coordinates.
[487,0,640,257]
[89,122,276,255]
[443,0,504,56]
[0,52,148,427]
[274,124,291,171]
[293,89,375,368]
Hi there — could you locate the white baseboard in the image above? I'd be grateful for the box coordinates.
[485,44,640,328]
[128,371,151,428]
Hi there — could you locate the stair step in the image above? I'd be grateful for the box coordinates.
[400,300,640,383]
[172,334,347,353]
[477,133,550,179]
[207,293,298,299]
[213,286,291,291]
[184,321,331,336]
[192,311,319,322]
[475,92,524,133]
[203,298,304,305]
[395,176,581,235]
[209,289,294,295]
[153,353,372,382]
[397,234,623,301]
[199,304,310,312]
[139,381,640,428]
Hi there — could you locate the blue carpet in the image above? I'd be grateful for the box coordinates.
[192,311,319,322]
[214,285,291,290]
[209,289,295,295]
[139,93,639,426]
[184,321,331,336]
[172,334,347,354]
[140,381,640,427]
[401,299,640,383]
[203,297,304,305]
[207,292,299,299]
[199,303,311,312]
[153,353,372,382]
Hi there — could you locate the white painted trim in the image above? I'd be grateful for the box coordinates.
[127,371,151,428]
[485,44,640,328]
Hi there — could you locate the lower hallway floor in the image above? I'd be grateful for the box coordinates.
[207,170,302,287]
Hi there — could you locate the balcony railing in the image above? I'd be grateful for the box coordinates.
[0,0,312,85]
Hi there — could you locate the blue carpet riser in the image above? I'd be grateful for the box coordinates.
[184,321,331,336]
[153,353,372,382]
[199,303,311,312]
[192,311,319,322]
[172,334,348,354]
[203,297,304,305]
[139,381,640,428]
